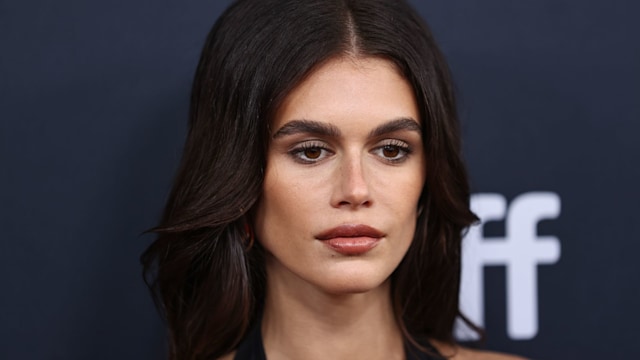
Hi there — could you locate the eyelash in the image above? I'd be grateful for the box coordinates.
[288,140,413,164]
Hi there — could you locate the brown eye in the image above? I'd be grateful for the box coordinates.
[304,148,322,159]
[373,141,411,163]
[382,145,400,158]
[289,142,332,164]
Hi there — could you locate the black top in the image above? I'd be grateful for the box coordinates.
[234,322,445,360]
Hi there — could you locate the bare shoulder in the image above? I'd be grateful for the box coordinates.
[218,351,236,360]
[455,348,528,360]
[431,340,528,360]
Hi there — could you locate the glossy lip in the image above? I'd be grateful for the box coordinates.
[315,224,385,256]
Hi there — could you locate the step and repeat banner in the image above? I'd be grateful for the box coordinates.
[1,1,638,359]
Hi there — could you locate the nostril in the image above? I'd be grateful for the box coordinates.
[338,198,371,208]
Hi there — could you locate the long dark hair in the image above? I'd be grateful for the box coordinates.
[142,0,480,358]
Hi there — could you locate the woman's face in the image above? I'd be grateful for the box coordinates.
[254,56,426,295]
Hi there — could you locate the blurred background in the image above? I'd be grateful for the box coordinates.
[1,0,638,358]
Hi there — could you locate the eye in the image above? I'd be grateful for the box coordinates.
[382,145,400,158]
[289,142,333,164]
[303,147,323,159]
[372,140,412,163]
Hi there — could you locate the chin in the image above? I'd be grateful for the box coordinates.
[313,263,393,296]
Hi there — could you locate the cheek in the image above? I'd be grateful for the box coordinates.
[375,170,424,211]
[253,167,319,246]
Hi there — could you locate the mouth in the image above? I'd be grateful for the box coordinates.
[315,224,385,256]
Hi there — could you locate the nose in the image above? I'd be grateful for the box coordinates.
[330,153,372,209]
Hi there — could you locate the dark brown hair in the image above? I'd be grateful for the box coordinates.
[142,0,480,359]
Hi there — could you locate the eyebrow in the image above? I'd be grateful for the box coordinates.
[272,117,421,139]
[272,119,340,139]
[367,117,422,138]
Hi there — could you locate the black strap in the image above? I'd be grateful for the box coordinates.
[405,337,446,360]
[234,323,266,360]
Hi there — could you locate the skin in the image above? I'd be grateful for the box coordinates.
[256,56,425,298]
[254,56,424,360]
[221,56,526,360]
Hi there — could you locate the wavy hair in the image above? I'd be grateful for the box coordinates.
[142,0,480,358]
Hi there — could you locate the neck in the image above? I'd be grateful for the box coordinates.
[260,258,405,360]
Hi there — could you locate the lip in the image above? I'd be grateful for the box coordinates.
[316,224,385,256]
[316,224,385,240]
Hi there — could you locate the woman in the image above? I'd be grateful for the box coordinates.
[142,0,525,359]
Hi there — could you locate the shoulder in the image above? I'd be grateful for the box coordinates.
[454,348,528,360]
[218,351,236,360]
[431,340,528,360]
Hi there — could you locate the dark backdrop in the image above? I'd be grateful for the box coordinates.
[2,1,638,359]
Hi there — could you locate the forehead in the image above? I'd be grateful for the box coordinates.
[272,56,419,131]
